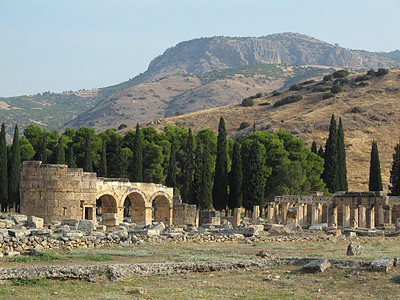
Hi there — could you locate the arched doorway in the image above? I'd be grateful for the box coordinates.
[126,192,147,224]
[152,194,172,225]
[96,194,118,221]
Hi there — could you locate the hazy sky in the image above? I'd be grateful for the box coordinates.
[1,0,399,97]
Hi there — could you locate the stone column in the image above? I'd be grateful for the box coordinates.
[144,206,153,225]
[233,208,241,227]
[266,203,274,223]
[350,205,359,228]
[297,204,304,226]
[358,205,366,228]
[311,203,320,225]
[383,205,392,224]
[328,203,337,228]
[302,204,308,226]
[252,205,260,224]
[273,203,279,224]
[282,203,289,224]
[366,205,375,229]
[374,205,382,227]
[342,205,351,228]
[395,218,400,232]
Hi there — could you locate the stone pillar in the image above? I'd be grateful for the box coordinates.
[311,203,321,225]
[328,203,337,228]
[358,205,366,228]
[395,218,400,231]
[342,205,351,228]
[144,206,153,225]
[297,204,304,226]
[273,203,279,224]
[252,205,260,224]
[302,204,308,226]
[282,203,289,224]
[350,205,359,228]
[266,203,274,223]
[233,208,241,227]
[366,205,375,229]
[383,205,392,224]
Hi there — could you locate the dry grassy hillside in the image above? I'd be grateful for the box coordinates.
[129,69,400,192]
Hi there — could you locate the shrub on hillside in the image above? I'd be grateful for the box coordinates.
[333,70,350,78]
[312,85,330,92]
[258,102,271,106]
[375,68,389,76]
[239,122,251,130]
[333,78,349,85]
[354,75,369,82]
[330,84,342,94]
[322,92,335,99]
[242,98,254,107]
[351,106,361,113]
[299,80,316,86]
[289,84,303,91]
[273,95,303,108]
[272,90,282,96]
[323,74,333,81]
[358,82,369,87]
[367,69,375,75]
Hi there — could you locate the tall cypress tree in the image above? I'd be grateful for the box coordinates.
[311,141,317,154]
[166,135,177,187]
[242,140,266,210]
[389,143,400,195]
[317,146,325,159]
[212,117,228,211]
[181,129,194,203]
[337,118,348,191]
[38,133,47,163]
[369,141,383,191]
[9,125,20,211]
[228,142,242,210]
[0,123,8,212]
[193,135,213,210]
[55,135,65,164]
[130,124,143,182]
[112,138,126,178]
[84,130,93,172]
[322,114,339,193]
[98,140,107,177]
[67,147,77,168]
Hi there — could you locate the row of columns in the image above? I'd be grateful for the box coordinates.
[266,202,393,229]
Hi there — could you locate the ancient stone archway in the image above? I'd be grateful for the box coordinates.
[97,194,118,217]
[125,192,147,224]
[150,192,173,226]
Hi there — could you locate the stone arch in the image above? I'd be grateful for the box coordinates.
[96,193,118,223]
[123,190,148,224]
[149,192,173,226]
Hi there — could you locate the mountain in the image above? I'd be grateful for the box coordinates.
[1,33,399,136]
[127,69,400,192]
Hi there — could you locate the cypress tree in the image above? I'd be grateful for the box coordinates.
[130,124,143,182]
[369,141,383,191]
[38,133,47,163]
[337,118,348,191]
[212,117,228,211]
[181,129,194,203]
[242,140,266,210]
[322,114,339,193]
[193,135,213,210]
[55,135,65,164]
[311,141,317,154]
[112,138,126,178]
[317,146,325,159]
[98,140,107,177]
[67,147,77,168]
[0,123,8,212]
[84,130,93,172]
[228,142,242,210]
[166,135,177,187]
[9,125,20,211]
[389,143,400,195]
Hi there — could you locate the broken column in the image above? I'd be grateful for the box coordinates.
[252,206,260,224]
[328,203,337,228]
[358,205,366,228]
[366,205,375,229]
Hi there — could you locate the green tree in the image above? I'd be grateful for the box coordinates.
[389,143,400,195]
[193,135,213,210]
[369,141,383,191]
[19,137,35,162]
[337,118,348,191]
[9,125,20,211]
[130,124,143,181]
[228,142,242,210]
[66,147,77,168]
[0,123,8,211]
[84,130,93,172]
[213,117,228,211]
[98,140,107,177]
[242,140,266,210]
[317,146,324,158]
[181,128,194,203]
[311,141,317,154]
[166,135,177,187]
[55,135,65,164]
[322,114,339,193]
[111,138,127,178]
[38,133,48,163]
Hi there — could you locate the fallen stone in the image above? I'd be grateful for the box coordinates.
[27,216,44,229]
[62,230,84,238]
[78,220,95,233]
[30,229,53,237]
[12,215,28,224]
[149,222,165,234]
[6,251,20,258]
[371,258,394,273]
[8,229,31,239]
[256,250,272,259]
[128,288,146,295]
[346,242,363,256]
[302,259,331,273]
[29,248,43,256]
[309,223,328,231]
[61,219,80,227]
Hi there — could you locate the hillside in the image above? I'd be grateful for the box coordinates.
[62,64,336,131]
[128,69,400,192]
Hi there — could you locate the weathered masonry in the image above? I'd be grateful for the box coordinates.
[20,161,175,226]
[269,191,400,229]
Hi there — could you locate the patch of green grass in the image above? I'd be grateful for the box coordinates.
[7,252,60,263]
[10,278,50,286]
[81,255,115,262]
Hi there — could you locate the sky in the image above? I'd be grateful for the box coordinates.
[1,0,399,97]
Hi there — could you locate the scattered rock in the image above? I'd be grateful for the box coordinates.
[371,258,394,273]
[346,242,363,256]
[256,250,272,259]
[29,248,43,256]
[302,259,331,273]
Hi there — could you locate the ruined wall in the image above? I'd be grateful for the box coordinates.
[20,161,97,224]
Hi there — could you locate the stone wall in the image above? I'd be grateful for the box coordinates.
[20,161,97,224]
